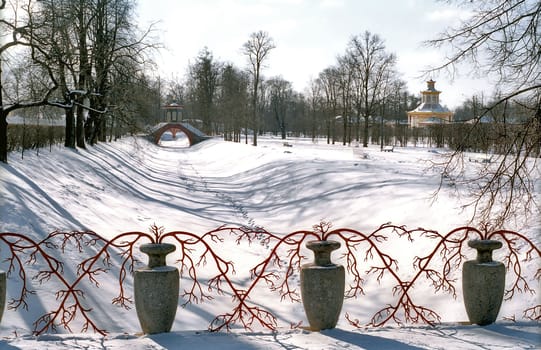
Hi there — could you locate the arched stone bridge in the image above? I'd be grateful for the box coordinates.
[149,122,211,146]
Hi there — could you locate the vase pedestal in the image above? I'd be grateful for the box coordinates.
[300,240,345,331]
[462,239,505,326]
[134,243,179,334]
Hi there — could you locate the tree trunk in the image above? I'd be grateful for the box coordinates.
[252,71,259,146]
[76,0,89,149]
[0,55,7,163]
[65,108,75,148]
[355,114,361,142]
[252,104,258,146]
[342,115,347,145]
[0,111,8,163]
[86,110,99,145]
[326,119,330,144]
[98,115,106,142]
[363,115,369,147]
[331,116,336,145]
[76,103,86,148]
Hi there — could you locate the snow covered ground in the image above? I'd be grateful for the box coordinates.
[0,134,539,349]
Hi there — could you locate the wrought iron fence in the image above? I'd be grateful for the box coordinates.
[0,222,539,335]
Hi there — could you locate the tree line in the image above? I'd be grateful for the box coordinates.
[165,31,420,149]
[166,25,538,163]
[5,1,536,164]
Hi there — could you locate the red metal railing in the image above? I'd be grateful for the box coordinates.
[0,222,539,335]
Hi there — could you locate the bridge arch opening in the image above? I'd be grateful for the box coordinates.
[150,122,210,147]
[158,129,190,148]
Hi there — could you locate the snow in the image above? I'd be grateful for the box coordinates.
[0,134,539,349]
[3,324,540,350]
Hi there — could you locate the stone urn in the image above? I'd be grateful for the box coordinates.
[0,271,5,324]
[300,240,345,331]
[134,243,179,334]
[462,239,505,325]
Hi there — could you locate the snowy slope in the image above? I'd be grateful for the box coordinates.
[0,135,539,349]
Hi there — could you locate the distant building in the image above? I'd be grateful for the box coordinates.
[162,103,184,122]
[407,80,453,127]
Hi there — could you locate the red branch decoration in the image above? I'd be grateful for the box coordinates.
[0,222,539,335]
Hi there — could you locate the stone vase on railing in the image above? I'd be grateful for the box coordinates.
[134,243,179,334]
[300,240,345,331]
[0,271,5,324]
[462,239,505,325]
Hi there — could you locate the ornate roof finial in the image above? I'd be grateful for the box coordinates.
[427,79,436,91]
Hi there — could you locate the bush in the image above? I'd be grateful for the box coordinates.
[7,124,65,153]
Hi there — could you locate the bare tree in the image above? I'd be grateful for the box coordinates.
[336,55,354,145]
[318,67,340,144]
[0,0,59,163]
[218,63,249,142]
[187,47,220,134]
[426,0,540,228]
[306,78,324,141]
[347,31,397,147]
[242,30,275,146]
[84,0,158,144]
[39,0,95,149]
[107,56,161,137]
[0,0,159,162]
[266,76,292,139]
[165,73,186,105]
[32,0,85,149]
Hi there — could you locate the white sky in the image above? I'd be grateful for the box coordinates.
[137,0,495,109]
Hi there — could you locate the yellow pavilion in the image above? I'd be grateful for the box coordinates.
[407,80,453,127]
